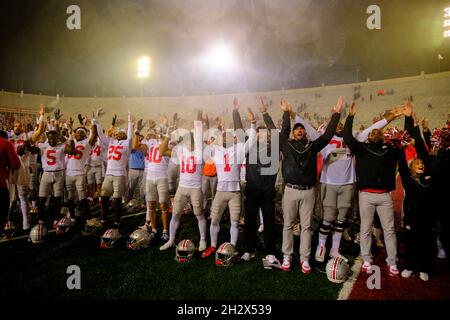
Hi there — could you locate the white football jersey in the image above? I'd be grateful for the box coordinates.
[38,142,66,171]
[66,139,92,176]
[88,140,104,167]
[144,139,169,180]
[9,132,31,153]
[105,139,131,177]
[319,136,355,185]
[212,143,246,192]
[174,145,203,188]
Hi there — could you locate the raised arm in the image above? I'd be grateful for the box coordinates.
[232,97,244,131]
[158,136,172,157]
[311,96,344,151]
[31,105,46,144]
[343,101,362,153]
[243,108,257,155]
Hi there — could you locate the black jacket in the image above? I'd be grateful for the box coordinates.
[232,110,278,194]
[399,117,433,227]
[344,115,399,191]
[280,111,340,187]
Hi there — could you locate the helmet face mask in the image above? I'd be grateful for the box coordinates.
[127,229,151,250]
[215,243,236,267]
[175,239,196,263]
[100,229,121,249]
[326,256,349,283]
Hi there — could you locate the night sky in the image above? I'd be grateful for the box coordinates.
[0,0,449,97]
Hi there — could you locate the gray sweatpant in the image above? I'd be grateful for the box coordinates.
[282,186,316,262]
[201,175,217,209]
[127,169,145,202]
[359,191,397,266]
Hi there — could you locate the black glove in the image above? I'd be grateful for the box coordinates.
[78,114,84,125]
[54,108,63,121]
[137,119,144,131]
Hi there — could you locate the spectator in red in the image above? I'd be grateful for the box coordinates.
[0,130,21,236]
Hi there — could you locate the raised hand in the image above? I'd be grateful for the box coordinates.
[404,100,413,117]
[69,117,74,129]
[259,97,267,113]
[128,111,132,123]
[137,119,145,131]
[247,107,256,123]
[332,96,344,113]
[280,98,288,112]
[162,114,169,127]
[39,104,45,116]
[233,97,240,110]
[421,118,429,130]
[112,114,117,126]
[348,101,356,116]
[78,114,84,125]
[54,108,63,121]
[148,119,156,129]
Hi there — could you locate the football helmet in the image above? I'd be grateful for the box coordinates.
[175,239,196,263]
[326,256,349,283]
[29,223,48,244]
[127,229,152,250]
[215,242,237,267]
[55,217,75,236]
[83,218,103,236]
[126,199,140,210]
[2,221,16,239]
[100,229,121,249]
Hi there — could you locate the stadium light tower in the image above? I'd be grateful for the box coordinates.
[137,56,150,97]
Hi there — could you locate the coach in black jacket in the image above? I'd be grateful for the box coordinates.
[233,98,280,267]
[280,96,342,273]
[343,102,404,276]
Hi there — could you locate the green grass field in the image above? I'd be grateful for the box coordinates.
[0,207,360,300]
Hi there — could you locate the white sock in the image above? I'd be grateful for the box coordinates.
[319,233,328,247]
[196,215,207,241]
[145,202,151,222]
[210,219,220,247]
[18,196,29,229]
[169,214,180,243]
[31,200,37,208]
[259,208,264,225]
[331,232,342,253]
[230,220,239,246]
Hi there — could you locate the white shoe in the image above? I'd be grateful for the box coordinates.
[315,245,326,262]
[159,241,175,251]
[437,248,446,259]
[241,252,256,262]
[258,224,264,233]
[198,240,207,252]
[388,264,399,277]
[281,255,292,271]
[262,255,281,269]
[301,260,311,274]
[419,272,429,281]
[401,269,413,278]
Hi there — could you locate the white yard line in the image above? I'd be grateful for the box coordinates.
[338,256,363,300]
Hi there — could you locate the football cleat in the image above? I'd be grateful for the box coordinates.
[315,245,326,262]
[281,255,292,271]
[301,261,311,274]
[198,240,207,252]
[201,246,216,258]
[361,261,372,273]
[160,241,175,251]
[262,255,281,270]
[388,265,399,277]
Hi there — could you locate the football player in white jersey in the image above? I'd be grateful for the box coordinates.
[97,112,132,228]
[137,116,171,241]
[36,121,70,228]
[86,137,106,205]
[202,99,257,258]
[65,121,98,224]
[159,111,207,251]
[8,105,46,231]
[291,102,402,262]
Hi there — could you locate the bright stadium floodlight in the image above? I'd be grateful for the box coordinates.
[137,56,150,79]
[204,43,237,72]
[445,19,450,27]
[137,56,150,97]
[445,30,450,38]
[445,7,450,18]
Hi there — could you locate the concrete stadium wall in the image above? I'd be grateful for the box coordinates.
[1,71,449,129]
